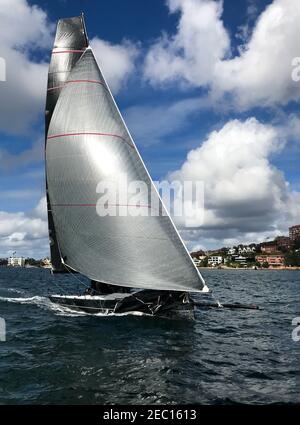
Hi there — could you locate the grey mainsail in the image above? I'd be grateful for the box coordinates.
[46,17,208,292]
[45,15,88,272]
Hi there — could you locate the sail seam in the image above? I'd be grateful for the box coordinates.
[47,80,108,92]
[52,203,153,208]
[47,132,134,148]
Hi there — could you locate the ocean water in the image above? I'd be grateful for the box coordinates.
[0,267,299,405]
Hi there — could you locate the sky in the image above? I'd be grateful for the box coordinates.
[0,0,300,258]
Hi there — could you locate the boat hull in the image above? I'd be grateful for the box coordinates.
[49,290,195,319]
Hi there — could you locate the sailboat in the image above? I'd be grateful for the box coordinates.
[45,14,210,318]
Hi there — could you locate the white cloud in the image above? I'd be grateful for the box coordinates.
[168,117,300,248]
[91,38,139,93]
[31,196,47,220]
[0,196,48,258]
[0,0,52,48]
[144,0,230,88]
[144,0,300,109]
[0,0,140,134]
[0,0,53,133]
[214,0,300,108]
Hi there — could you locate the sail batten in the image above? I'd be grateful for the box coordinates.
[46,17,207,292]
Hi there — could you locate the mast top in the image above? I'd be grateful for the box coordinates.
[80,12,89,46]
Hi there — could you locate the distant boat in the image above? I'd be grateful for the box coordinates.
[45,14,209,318]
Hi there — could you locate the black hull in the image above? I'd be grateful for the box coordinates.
[49,290,195,319]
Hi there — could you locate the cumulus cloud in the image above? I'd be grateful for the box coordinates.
[0,197,48,258]
[91,38,139,93]
[144,0,230,88]
[144,0,300,109]
[0,0,53,133]
[0,0,140,134]
[168,117,300,248]
[30,196,47,220]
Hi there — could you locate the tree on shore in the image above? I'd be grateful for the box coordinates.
[284,251,300,266]
[25,258,41,266]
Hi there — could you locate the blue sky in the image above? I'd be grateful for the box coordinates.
[0,0,299,257]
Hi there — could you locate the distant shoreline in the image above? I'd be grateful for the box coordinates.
[197,266,300,270]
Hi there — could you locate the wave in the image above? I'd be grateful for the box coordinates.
[0,295,79,316]
[0,295,44,304]
[6,288,25,295]
[0,295,150,318]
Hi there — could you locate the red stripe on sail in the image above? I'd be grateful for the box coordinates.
[67,79,106,86]
[47,132,134,149]
[52,49,85,54]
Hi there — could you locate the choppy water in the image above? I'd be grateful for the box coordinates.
[0,267,299,404]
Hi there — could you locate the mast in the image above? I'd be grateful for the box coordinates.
[45,16,89,272]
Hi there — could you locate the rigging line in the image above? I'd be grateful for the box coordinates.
[50,276,67,295]
[131,294,155,315]
[63,263,90,289]
[62,266,116,296]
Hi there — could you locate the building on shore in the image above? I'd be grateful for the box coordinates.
[41,258,52,268]
[260,243,278,254]
[255,254,285,267]
[227,245,256,255]
[232,255,248,265]
[289,225,300,242]
[208,256,223,267]
[7,257,25,267]
[275,236,292,251]
[238,246,256,254]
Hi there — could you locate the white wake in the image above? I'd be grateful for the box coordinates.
[0,295,150,318]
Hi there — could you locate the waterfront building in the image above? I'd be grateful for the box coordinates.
[208,256,223,266]
[7,257,25,267]
[41,258,52,268]
[238,246,256,254]
[275,236,292,251]
[255,254,285,267]
[260,243,278,254]
[289,225,300,242]
[233,255,248,265]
